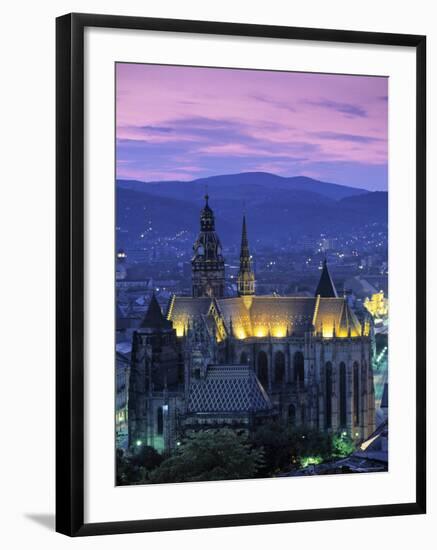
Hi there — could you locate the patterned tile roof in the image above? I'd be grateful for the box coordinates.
[188,365,273,413]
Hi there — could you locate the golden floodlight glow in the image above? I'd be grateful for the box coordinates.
[272,326,287,338]
[322,327,334,338]
[235,328,246,340]
[254,326,268,338]
[174,323,185,337]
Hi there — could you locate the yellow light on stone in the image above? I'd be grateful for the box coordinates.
[174,323,185,337]
[254,327,267,338]
[236,329,246,340]
[272,326,286,338]
[322,327,334,338]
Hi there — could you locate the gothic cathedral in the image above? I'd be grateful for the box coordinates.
[128,196,375,453]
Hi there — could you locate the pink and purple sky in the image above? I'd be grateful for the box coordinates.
[116,63,388,191]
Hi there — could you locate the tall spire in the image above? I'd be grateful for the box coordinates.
[192,194,225,298]
[237,215,255,296]
[314,258,338,298]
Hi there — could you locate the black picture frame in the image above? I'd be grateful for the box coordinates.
[56,12,426,537]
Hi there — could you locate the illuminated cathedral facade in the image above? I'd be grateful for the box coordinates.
[128,196,375,453]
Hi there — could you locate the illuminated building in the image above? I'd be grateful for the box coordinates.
[364,290,389,320]
[127,197,375,453]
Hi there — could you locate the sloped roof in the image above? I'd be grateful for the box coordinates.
[315,259,338,298]
[215,296,316,337]
[167,296,213,333]
[188,365,273,413]
[216,297,253,336]
[140,293,173,330]
[168,294,362,339]
[313,297,361,337]
[250,296,315,336]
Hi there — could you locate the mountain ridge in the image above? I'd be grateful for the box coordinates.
[117,171,371,202]
[116,178,388,250]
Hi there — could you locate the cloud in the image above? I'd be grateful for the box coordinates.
[250,94,296,112]
[311,131,383,144]
[140,125,173,133]
[302,99,368,118]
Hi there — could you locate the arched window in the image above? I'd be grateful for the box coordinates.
[289,404,296,426]
[353,361,360,426]
[274,351,285,384]
[325,362,332,429]
[156,406,163,435]
[240,351,248,365]
[257,351,268,388]
[294,351,304,385]
[339,362,347,427]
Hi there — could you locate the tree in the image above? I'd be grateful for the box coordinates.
[149,429,264,484]
[252,421,293,476]
[252,423,335,475]
[331,432,355,458]
[288,428,332,460]
[116,446,164,485]
[130,444,163,469]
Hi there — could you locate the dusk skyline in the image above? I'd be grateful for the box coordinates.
[116,63,388,191]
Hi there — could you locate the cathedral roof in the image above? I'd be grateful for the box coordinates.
[140,293,173,330]
[187,365,273,414]
[315,259,338,298]
[168,294,363,339]
[166,296,213,336]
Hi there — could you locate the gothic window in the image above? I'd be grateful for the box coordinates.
[353,361,360,426]
[294,351,304,384]
[289,404,296,426]
[257,351,268,388]
[325,362,333,429]
[274,351,285,384]
[240,351,248,365]
[156,406,163,435]
[339,362,347,427]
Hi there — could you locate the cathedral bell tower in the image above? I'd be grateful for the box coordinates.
[191,195,225,298]
[237,215,255,296]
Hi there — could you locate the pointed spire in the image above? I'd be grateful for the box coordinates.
[315,258,338,298]
[140,293,172,330]
[237,215,255,296]
[241,215,248,248]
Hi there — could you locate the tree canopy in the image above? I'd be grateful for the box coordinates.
[149,429,264,484]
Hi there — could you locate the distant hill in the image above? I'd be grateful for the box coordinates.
[118,171,368,201]
[116,172,387,249]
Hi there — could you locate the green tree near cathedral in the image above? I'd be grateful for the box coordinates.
[149,429,264,484]
[116,446,164,485]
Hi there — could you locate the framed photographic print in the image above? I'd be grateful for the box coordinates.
[56,13,426,536]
